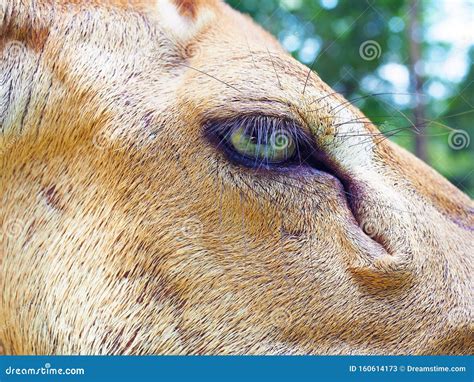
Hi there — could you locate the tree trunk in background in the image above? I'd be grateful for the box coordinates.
[408,0,428,163]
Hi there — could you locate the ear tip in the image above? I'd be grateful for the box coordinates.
[170,0,217,19]
[155,0,217,43]
[173,0,198,18]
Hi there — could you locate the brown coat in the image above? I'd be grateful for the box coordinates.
[0,0,472,354]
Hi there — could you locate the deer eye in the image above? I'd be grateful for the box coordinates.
[204,114,313,170]
[229,127,296,164]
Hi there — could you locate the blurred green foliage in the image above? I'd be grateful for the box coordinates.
[227,0,473,197]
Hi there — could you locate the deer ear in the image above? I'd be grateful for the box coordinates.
[155,0,216,42]
[171,0,207,18]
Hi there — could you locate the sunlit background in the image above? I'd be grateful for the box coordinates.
[227,0,473,196]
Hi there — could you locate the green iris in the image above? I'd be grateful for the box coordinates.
[229,127,295,163]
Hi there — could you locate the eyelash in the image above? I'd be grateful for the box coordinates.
[204,115,315,170]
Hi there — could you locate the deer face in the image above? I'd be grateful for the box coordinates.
[0,0,472,354]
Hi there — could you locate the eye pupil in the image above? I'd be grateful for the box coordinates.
[271,131,290,149]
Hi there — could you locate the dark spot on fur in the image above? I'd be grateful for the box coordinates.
[142,111,154,129]
[43,185,63,210]
[280,227,306,240]
[121,328,140,354]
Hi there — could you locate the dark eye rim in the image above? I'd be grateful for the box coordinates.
[203,114,317,170]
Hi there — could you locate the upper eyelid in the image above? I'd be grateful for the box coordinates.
[204,114,311,143]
